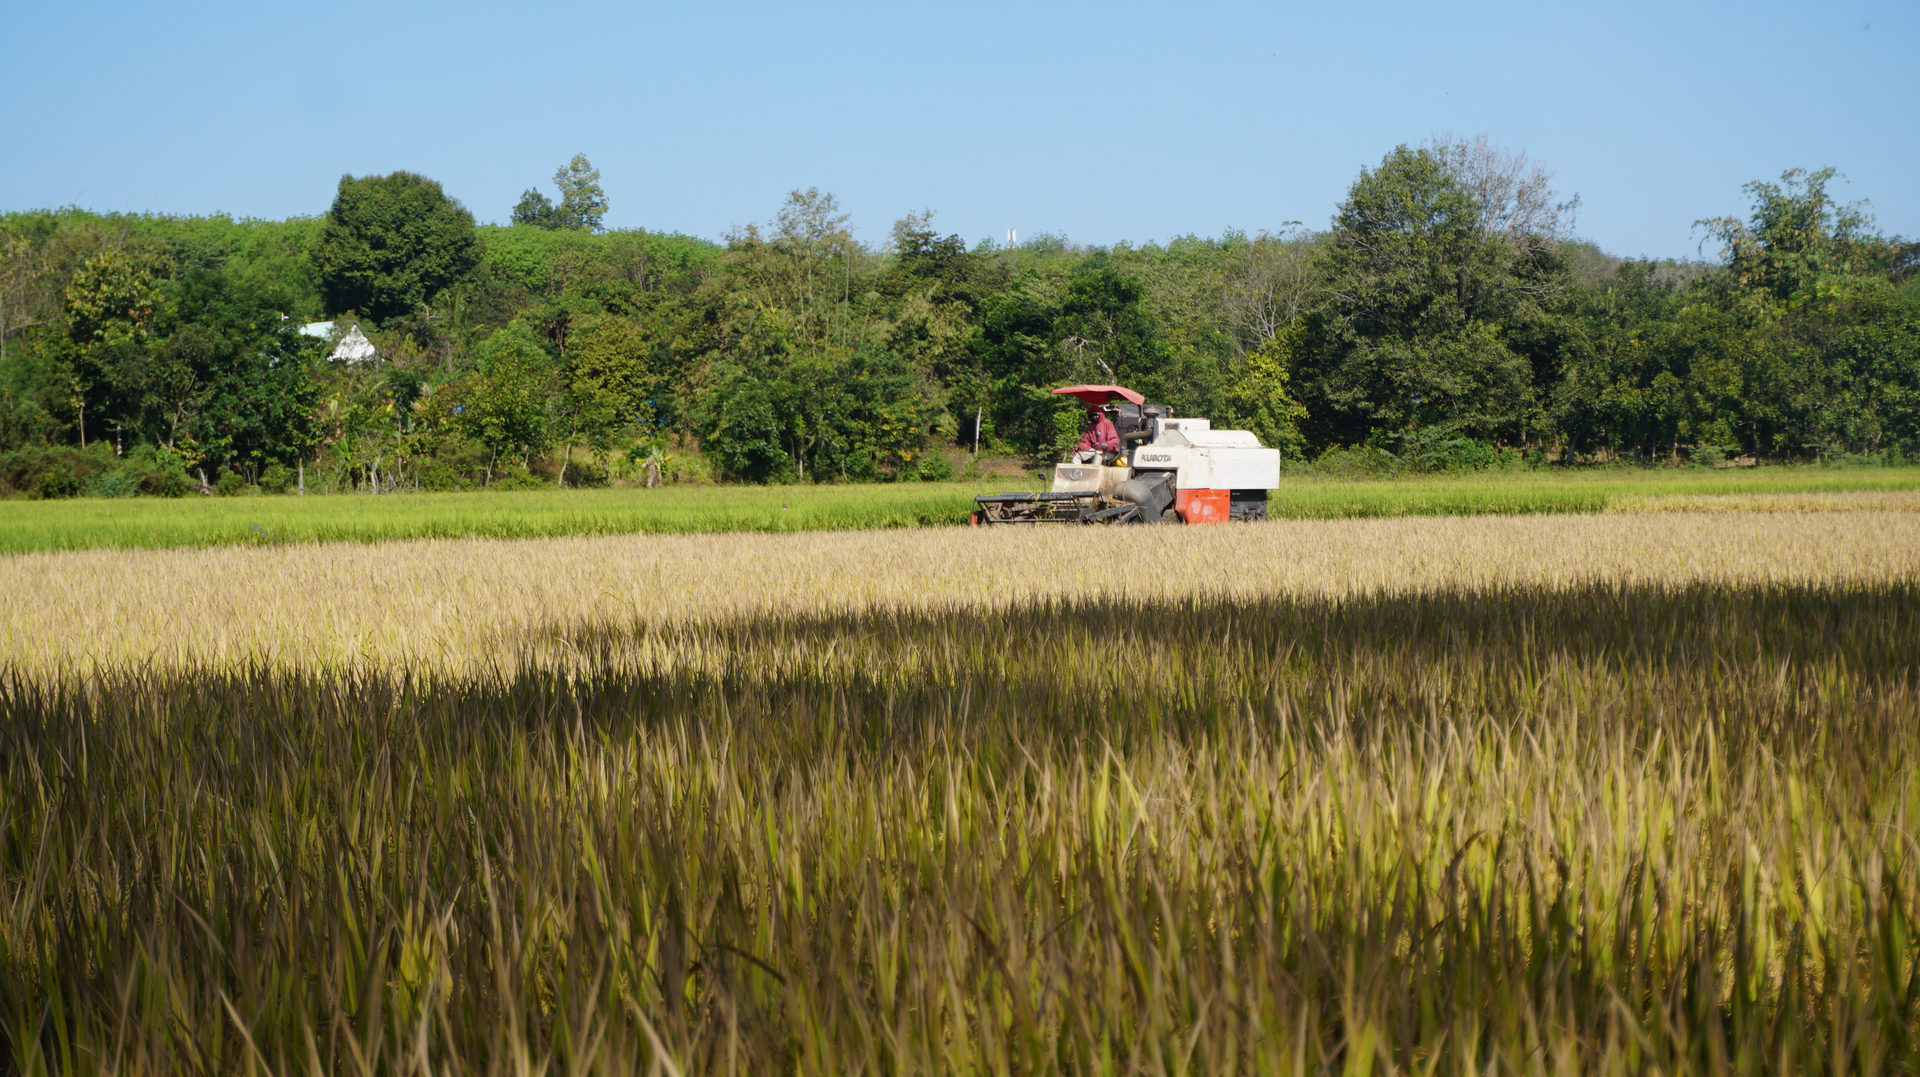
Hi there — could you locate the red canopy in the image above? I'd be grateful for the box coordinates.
[1052,384,1145,406]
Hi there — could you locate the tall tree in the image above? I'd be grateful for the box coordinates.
[553,155,608,232]
[460,322,557,480]
[568,317,663,470]
[310,172,481,322]
[62,249,163,448]
[1685,168,1914,457]
[1696,168,1880,305]
[1295,145,1569,448]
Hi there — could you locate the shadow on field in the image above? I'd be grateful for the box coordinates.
[5,579,1920,1075]
[11,577,1915,762]
[554,575,1919,681]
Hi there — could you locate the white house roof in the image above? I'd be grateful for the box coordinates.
[329,324,379,364]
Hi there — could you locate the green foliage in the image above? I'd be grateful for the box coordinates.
[5,154,1920,495]
[64,248,162,348]
[1696,168,1883,304]
[1542,169,1920,463]
[310,172,481,321]
[691,358,787,481]
[1297,145,1562,447]
[553,154,608,232]
[569,317,663,458]
[916,450,955,481]
[511,188,557,229]
[258,462,293,494]
[1223,331,1307,457]
[0,442,193,499]
[463,323,559,477]
[479,225,719,299]
[511,155,609,232]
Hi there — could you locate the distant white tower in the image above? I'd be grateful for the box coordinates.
[1007,228,1017,247]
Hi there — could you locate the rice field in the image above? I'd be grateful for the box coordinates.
[0,481,1022,555]
[4,512,1919,1074]
[0,465,1916,554]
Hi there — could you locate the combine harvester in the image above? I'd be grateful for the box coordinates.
[972,384,1281,526]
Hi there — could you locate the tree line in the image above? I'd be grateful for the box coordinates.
[2,140,1915,497]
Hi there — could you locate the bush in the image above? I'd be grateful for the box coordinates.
[0,446,89,498]
[662,450,714,485]
[416,439,491,491]
[1310,445,1406,478]
[1689,443,1735,468]
[138,467,192,497]
[915,451,955,482]
[215,470,247,496]
[82,471,138,498]
[486,463,548,490]
[258,463,293,494]
[417,459,480,491]
[120,444,194,497]
[1395,427,1512,473]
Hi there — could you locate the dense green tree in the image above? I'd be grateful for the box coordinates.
[970,273,1073,454]
[1697,168,1883,305]
[568,317,665,473]
[692,358,787,481]
[967,254,1168,457]
[1294,145,1569,449]
[1056,258,1161,388]
[509,155,607,233]
[460,322,557,481]
[681,192,953,481]
[692,344,945,483]
[1552,260,1694,459]
[882,211,1000,437]
[1224,331,1308,457]
[1684,168,1918,458]
[510,189,557,229]
[311,172,481,322]
[62,248,164,448]
[156,257,321,476]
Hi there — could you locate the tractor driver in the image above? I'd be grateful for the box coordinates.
[1070,405,1120,464]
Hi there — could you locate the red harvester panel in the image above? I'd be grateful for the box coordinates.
[1175,488,1230,524]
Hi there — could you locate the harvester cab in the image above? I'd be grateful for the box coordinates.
[971,385,1281,526]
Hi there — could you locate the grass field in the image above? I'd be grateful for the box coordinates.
[4,513,1920,1074]
[0,465,1918,553]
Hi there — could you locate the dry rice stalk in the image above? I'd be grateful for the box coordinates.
[1,510,1916,678]
[1611,489,1920,514]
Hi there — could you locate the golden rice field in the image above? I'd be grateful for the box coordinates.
[4,506,1920,1074]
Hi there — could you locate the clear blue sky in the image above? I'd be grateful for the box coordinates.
[7,0,1914,260]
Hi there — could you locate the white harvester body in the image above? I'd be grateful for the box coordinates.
[1128,418,1282,492]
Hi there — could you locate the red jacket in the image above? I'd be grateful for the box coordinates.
[1075,411,1120,453]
